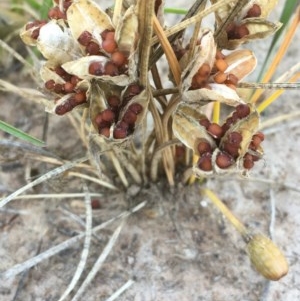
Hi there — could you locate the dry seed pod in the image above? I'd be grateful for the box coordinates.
[67,0,114,45]
[181,30,216,91]
[246,234,288,281]
[183,83,244,107]
[115,5,139,56]
[40,63,66,86]
[51,80,89,115]
[62,56,130,86]
[172,103,216,157]
[220,105,260,160]
[239,0,278,19]
[35,20,81,65]
[224,49,257,82]
[220,19,281,50]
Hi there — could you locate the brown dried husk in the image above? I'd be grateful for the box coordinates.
[172,103,217,156]
[193,105,261,177]
[61,56,132,86]
[66,0,114,45]
[223,49,257,81]
[181,30,216,91]
[182,84,244,107]
[36,20,81,65]
[89,82,149,143]
[51,80,90,114]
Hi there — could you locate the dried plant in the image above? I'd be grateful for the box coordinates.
[1,0,300,295]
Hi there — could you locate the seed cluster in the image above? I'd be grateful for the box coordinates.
[190,50,239,90]
[196,104,264,172]
[94,84,143,139]
[44,66,87,115]
[226,4,262,40]
[77,29,128,77]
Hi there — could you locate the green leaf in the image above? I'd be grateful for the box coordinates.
[39,0,53,20]
[0,120,45,147]
[164,7,188,15]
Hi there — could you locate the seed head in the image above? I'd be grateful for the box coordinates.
[246,234,289,281]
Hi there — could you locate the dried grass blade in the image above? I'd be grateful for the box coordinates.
[0,156,89,208]
[151,0,236,45]
[105,279,135,301]
[152,15,181,85]
[57,185,92,301]
[71,221,125,301]
[0,201,147,279]
[138,0,155,86]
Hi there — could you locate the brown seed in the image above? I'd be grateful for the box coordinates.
[107,95,120,109]
[226,22,237,40]
[226,73,239,86]
[197,153,212,171]
[245,4,262,18]
[54,83,64,94]
[215,59,228,72]
[104,31,115,41]
[91,199,101,209]
[101,109,115,122]
[127,84,142,95]
[89,61,104,75]
[199,118,210,129]
[198,63,211,77]
[208,123,223,139]
[214,72,227,84]
[77,31,93,46]
[113,126,127,139]
[31,28,40,39]
[48,6,66,20]
[197,139,212,156]
[54,66,66,77]
[111,51,127,67]
[216,151,234,169]
[228,131,243,145]
[243,153,254,169]
[102,39,117,54]
[235,24,249,39]
[192,74,206,88]
[252,134,263,148]
[122,110,137,125]
[255,131,265,142]
[74,91,86,103]
[86,41,100,55]
[104,62,119,76]
[128,103,143,115]
[64,82,75,93]
[55,101,72,115]
[223,143,239,158]
[70,75,81,85]
[236,104,250,118]
[45,80,55,90]
[99,127,110,138]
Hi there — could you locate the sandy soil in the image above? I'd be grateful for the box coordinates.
[0,1,300,300]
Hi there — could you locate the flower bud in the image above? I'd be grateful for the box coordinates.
[246,234,288,281]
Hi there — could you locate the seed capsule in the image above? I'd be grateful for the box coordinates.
[246,234,288,281]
